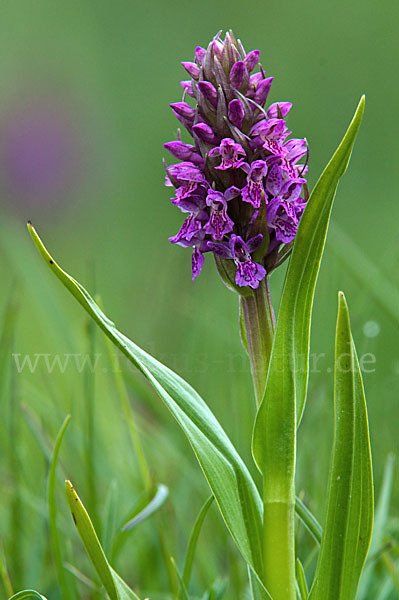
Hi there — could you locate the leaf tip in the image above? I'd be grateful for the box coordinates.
[65,479,75,498]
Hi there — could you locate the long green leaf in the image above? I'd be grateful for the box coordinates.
[48,415,72,600]
[252,97,365,600]
[65,480,141,600]
[309,292,373,599]
[253,95,365,474]
[28,222,264,581]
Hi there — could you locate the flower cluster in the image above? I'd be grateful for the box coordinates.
[164,31,308,290]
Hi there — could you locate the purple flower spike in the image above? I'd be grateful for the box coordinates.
[204,189,234,240]
[230,61,247,89]
[165,31,309,286]
[228,99,245,128]
[244,50,260,72]
[209,138,246,170]
[241,160,268,208]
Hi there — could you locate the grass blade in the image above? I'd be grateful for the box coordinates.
[122,484,169,531]
[28,222,264,581]
[294,497,322,545]
[65,480,141,600]
[182,496,214,588]
[309,292,374,599]
[296,558,309,600]
[0,541,14,597]
[48,415,72,600]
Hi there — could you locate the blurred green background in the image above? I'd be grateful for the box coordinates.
[0,1,398,598]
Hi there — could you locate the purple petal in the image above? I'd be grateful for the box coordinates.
[164,141,204,167]
[192,247,204,280]
[195,46,206,65]
[273,217,297,243]
[207,241,231,258]
[246,234,264,254]
[228,99,244,128]
[170,102,196,120]
[167,161,207,184]
[198,81,218,108]
[181,61,200,80]
[180,80,195,98]
[225,185,241,201]
[266,102,292,119]
[284,138,308,163]
[192,123,219,145]
[244,50,260,72]
[265,163,283,196]
[230,61,246,89]
[235,260,266,289]
[253,77,274,106]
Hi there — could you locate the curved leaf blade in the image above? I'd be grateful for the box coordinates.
[309,292,373,599]
[295,496,322,545]
[253,96,365,479]
[65,481,141,600]
[182,496,214,588]
[8,593,47,600]
[122,484,169,531]
[28,223,264,580]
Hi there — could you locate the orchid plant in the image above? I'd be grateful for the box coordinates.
[14,30,373,600]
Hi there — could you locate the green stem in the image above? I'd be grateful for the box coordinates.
[263,497,296,599]
[241,276,296,599]
[240,277,275,406]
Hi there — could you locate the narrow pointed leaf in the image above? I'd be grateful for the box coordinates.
[28,223,264,579]
[122,484,169,531]
[296,558,309,600]
[253,96,365,481]
[48,415,72,599]
[65,480,141,600]
[309,293,373,600]
[182,496,214,588]
[295,496,322,545]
